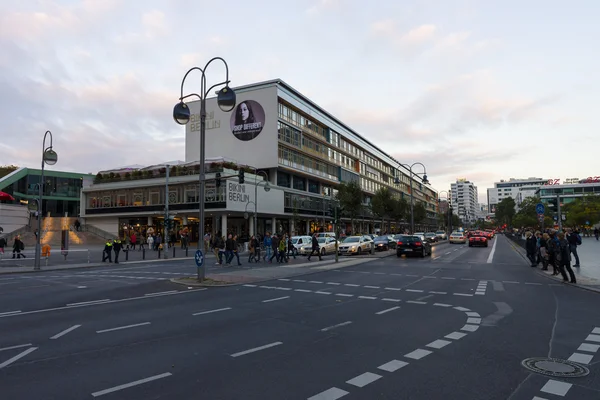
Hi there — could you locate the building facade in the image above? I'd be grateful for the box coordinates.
[81,79,440,238]
[536,177,600,205]
[487,177,547,214]
[450,179,478,225]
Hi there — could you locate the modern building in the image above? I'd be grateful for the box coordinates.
[81,79,440,238]
[475,203,489,221]
[487,177,547,214]
[0,167,93,217]
[536,177,600,206]
[450,179,478,225]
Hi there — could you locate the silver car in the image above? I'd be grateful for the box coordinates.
[299,237,338,256]
[338,235,373,255]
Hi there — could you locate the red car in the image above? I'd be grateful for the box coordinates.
[469,234,488,247]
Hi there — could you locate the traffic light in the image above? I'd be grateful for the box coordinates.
[547,198,557,211]
[215,172,221,188]
[239,169,245,184]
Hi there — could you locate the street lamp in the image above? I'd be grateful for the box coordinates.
[173,57,235,280]
[394,162,428,234]
[35,130,58,271]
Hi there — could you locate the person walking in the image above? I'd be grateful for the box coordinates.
[263,232,272,263]
[102,239,113,263]
[270,234,280,263]
[557,232,576,284]
[566,228,581,267]
[113,237,123,264]
[278,233,287,263]
[307,233,322,261]
[224,234,235,266]
[130,232,137,251]
[231,234,242,266]
[248,235,256,263]
[12,236,25,259]
[287,234,296,260]
[147,235,154,251]
[253,234,261,263]
[546,231,560,276]
[525,231,537,267]
[594,227,599,241]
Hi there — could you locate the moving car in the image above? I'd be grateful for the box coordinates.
[299,236,338,256]
[396,235,432,258]
[424,232,439,243]
[373,235,396,251]
[469,233,488,247]
[290,235,312,255]
[338,235,373,255]
[413,232,426,242]
[435,231,447,240]
[449,231,467,244]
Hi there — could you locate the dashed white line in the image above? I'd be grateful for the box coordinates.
[321,321,353,332]
[373,272,386,275]
[0,310,22,316]
[346,372,382,388]
[91,372,172,397]
[295,289,312,293]
[454,306,471,312]
[96,322,151,333]
[364,285,380,289]
[429,291,447,295]
[445,331,467,340]
[585,334,600,343]
[433,303,452,307]
[453,293,473,297]
[461,324,479,332]
[540,379,572,396]
[50,324,81,339]
[461,278,475,281]
[405,289,424,293]
[344,283,360,287]
[315,291,332,295]
[384,287,402,291]
[378,359,408,372]
[376,306,400,315]
[278,279,290,281]
[358,296,377,300]
[426,339,451,349]
[293,279,306,282]
[192,307,232,316]
[67,299,110,307]
[243,284,257,287]
[308,387,348,400]
[441,277,455,280]
[592,327,600,334]
[405,274,418,277]
[326,282,341,285]
[578,343,600,353]
[406,300,427,305]
[230,341,283,357]
[262,296,290,303]
[525,282,542,286]
[567,352,593,364]
[309,281,323,284]
[335,293,354,297]
[404,349,432,360]
[0,343,33,352]
[503,281,519,284]
[144,290,178,297]
[0,347,38,369]
[467,318,482,324]
[444,252,451,255]
[466,312,480,317]
[422,276,436,279]
[276,287,293,291]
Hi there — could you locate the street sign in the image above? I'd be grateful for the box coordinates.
[536,203,545,214]
[194,250,204,268]
[586,221,590,225]
[553,216,558,221]
[537,214,544,222]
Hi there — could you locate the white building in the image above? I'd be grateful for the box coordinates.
[450,179,478,224]
[487,177,547,214]
[475,203,488,221]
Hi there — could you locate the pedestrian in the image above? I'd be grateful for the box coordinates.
[147,234,154,251]
[231,234,242,266]
[138,234,145,251]
[557,232,576,284]
[287,234,296,260]
[270,234,280,263]
[593,227,599,241]
[248,235,256,263]
[566,228,581,267]
[225,234,235,265]
[130,232,137,250]
[124,235,131,251]
[113,237,123,264]
[307,233,322,261]
[278,233,287,263]
[263,231,272,262]
[155,234,162,251]
[253,234,261,263]
[12,235,25,259]
[0,235,6,257]
[102,239,113,262]
[546,231,560,276]
[525,231,537,267]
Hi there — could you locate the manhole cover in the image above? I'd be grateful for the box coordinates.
[521,357,590,378]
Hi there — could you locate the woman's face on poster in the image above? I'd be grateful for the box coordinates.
[240,103,250,121]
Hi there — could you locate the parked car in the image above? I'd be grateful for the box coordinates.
[449,231,467,244]
[373,235,396,251]
[299,236,338,255]
[469,233,488,247]
[290,235,312,255]
[435,231,447,240]
[396,234,432,258]
[338,235,373,255]
[317,232,336,239]
[424,232,439,243]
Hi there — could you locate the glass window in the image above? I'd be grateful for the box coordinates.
[293,175,306,191]
[308,180,320,194]
[277,171,291,188]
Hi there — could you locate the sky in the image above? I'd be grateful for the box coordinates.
[1,0,599,204]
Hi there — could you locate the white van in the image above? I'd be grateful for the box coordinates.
[290,236,312,255]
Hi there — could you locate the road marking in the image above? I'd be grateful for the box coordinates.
[532,397,549,400]
[584,334,600,343]
[453,293,473,297]
[193,307,232,316]
[0,347,38,369]
[466,312,480,317]
[405,274,418,277]
[467,318,482,324]
[404,349,432,360]
[326,282,341,285]
[461,278,475,281]
[406,300,427,305]
[382,298,401,302]
[422,276,436,279]
[445,331,467,340]
[67,299,110,307]
[433,303,452,307]
[346,372,382,387]
[445,252,451,255]
[0,343,33,352]
[461,324,479,332]
[293,279,306,282]
[309,280,323,284]
[492,281,504,292]
[593,327,600,334]
[525,282,542,286]
[321,321,352,332]
[441,277,455,280]
[432,256,440,260]
[262,296,290,303]
[97,322,151,333]
[405,289,424,293]
[426,339,451,349]
[243,284,257,287]
[358,296,377,300]
[378,359,408,372]
[144,290,179,296]
[385,287,402,291]
[376,306,401,315]
[344,283,360,287]
[540,379,572,396]
[315,291,332,295]
[50,324,81,339]
[578,343,600,353]
[91,372,172,397]
[276,287,292,291]
[279,278,290,281]
[364,285,380,289]
[481,302,513,327]
[454,306,471,311]
[487,236,497,263]
[374,272,386,275]
[503,281,519,284]
[416,295,434,301]
[77,286,87,289]
[567,352,593,364]
[0,310,21,316]
[230,341,283,358]
[295,289,312,293]
[429,291,447,295]
[308,387,348,400]
[335,293,354,297]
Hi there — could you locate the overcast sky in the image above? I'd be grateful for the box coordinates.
[1,0,598,203]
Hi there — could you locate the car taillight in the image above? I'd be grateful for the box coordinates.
[397,241,402,245]
[415,241,422,246]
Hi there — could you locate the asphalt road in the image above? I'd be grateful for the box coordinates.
[0,235,599,399]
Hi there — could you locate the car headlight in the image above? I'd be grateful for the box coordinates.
[351,246,356,250]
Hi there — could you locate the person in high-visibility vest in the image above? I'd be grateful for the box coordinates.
[113,238,123,264]
[102,240,113,263]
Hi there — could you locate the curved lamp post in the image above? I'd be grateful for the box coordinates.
[394,162,429,234]
[35,130,58,271]
[173,57,235,280]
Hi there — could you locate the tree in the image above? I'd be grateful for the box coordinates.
[0,165,18,179]
[495,197,516,226]
[371,188,393,232]
[391,198,408,232]
[335,181,363,234]
[563,194,600,227]
[512,196,540,229]
[292,198,300,235]
[412,202,427,226]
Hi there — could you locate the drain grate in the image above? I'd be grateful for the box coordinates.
[521,357,590,378]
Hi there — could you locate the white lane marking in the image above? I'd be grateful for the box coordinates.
[432,256,441,260]
[376,306,400,315]
[335,293,354,297]
[429,291,447,295]
[540,379,572,396]
[144,291,179,296]
[262,296,290,303]
[67,299,110,307]
[0,343,33,352]
[461,324,479,332]
[295,289,312,293]
[321,321,352,332]
[308,387,348,400]
[585,334,600,343]
[592,327,600,334]
[426,339,451,349]
[503,281,519,284]
[50,324,81,339]
[461,278,475,281]
[454,306,471,311]
[326,282,341,285]
[382,298,401,302]
[0,347,38,369]
[532,397,549,400]
[344,283,360,287]
[0,310,22,316]
[276,287,293,291]
[315,291,332,295]
[406,300,427,305]
[293,279,306,282]
[278,279,290,281]
[243,284,257,287]
[567,352,593,364]
[445,331,467,340]
[309,280,323,284]
[441,277,455,280]
[444,252,451,255]
[466,312,480,317]
[364,285,380,289]
[77,286,87,289]
[91,372,172,397]
[578,343,600,353]
[378,359,408,372]
[346,372,382,388]
[405,289,424,293]
[193,307,232,316]
[487,236,497,263]
[358,296,377,300]
[230,341,283,358]
[467,318,482,324]
[96,322,151,334]
[385,287,402,291]
[453,293,473,297]
[525,282,542,286]
[422,276,436,279]
[405,274,418,277]
[404,349,432,360]
[373,272,386,275]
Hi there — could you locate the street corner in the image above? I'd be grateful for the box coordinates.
[534,268,600,294]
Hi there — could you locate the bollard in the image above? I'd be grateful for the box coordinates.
[173,246,175,258]
[185,247,188,257]
[87,249,90,264]
[157,248,161,259]
[45,256,49,266]
[125,250,129,261]
[142,248,145,260]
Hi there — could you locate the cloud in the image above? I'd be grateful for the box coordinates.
[306,0,343,15]
[397,24,437,46]
[141,10,168,38]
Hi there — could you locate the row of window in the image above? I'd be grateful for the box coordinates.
[278,103,328,141]
[86,185,224,208]
[277,171,323,194]
[278,146,338,180]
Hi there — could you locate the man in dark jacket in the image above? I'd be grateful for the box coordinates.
[270,234,280,263]
[566,229,581,267]
[307,233,322,261]
[225,234,235,265]
[113,238,123,264]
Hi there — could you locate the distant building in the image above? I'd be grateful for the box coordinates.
[487,177,547,214]
[450,179,478,224]
[475,203,488,221]
[536,177,600,214]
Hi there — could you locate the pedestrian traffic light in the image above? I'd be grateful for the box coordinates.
[216,172,221,188]
[239,169,244,184]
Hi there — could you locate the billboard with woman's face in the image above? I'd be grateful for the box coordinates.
[230,100,265,141]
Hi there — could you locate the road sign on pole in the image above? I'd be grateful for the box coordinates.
[536,203,545,215]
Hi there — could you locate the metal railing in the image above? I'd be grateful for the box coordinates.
[81,224,116,240]
[1,225,31,243]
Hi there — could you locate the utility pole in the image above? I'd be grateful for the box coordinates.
[334,204,339,263]
[164,165,169,259]
[557,193,562,231]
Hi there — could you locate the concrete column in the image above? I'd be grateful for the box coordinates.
[290,219,295,236]
[147,216,153,226]
[249,216,255,237]
[182,215,188,225]
[212,215,217,235]
[271,217,277,234]
[221,214,228,236]
[306,220,310,234]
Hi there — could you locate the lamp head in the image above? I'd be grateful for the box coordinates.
[217,86,236,112]
[394,177,400,185]
[173,102,191,125]
[422,174,429,185]
[43,148,58,165]
[264,181,271,192]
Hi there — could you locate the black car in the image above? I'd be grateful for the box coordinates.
[396,235,432,258]
[373,235,396,251]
